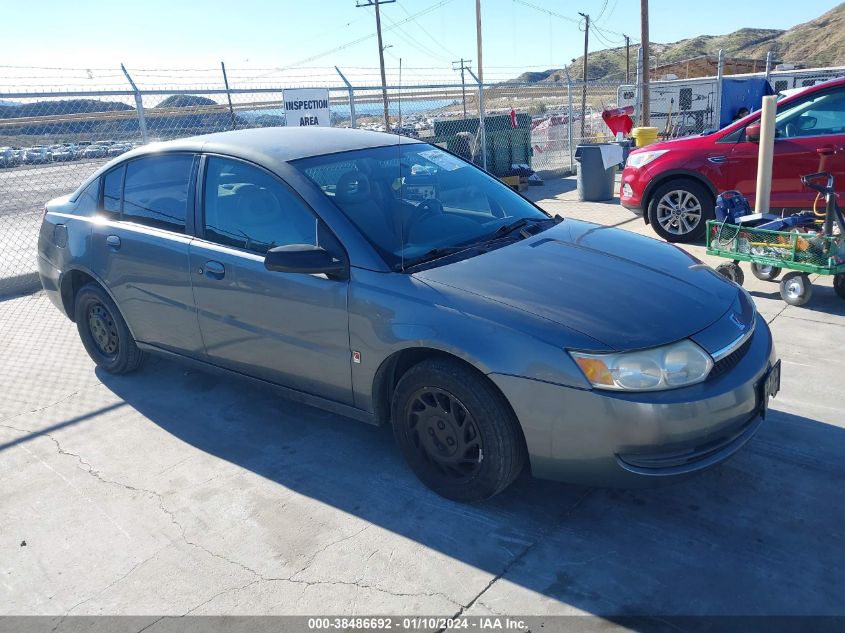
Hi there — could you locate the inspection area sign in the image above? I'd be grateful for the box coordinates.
[283,88,331,127]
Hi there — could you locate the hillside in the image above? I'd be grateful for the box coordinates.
[512,3,845,83]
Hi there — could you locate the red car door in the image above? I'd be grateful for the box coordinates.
[727,85,845,209]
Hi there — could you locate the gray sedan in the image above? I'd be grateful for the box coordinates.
[37,127,780,501]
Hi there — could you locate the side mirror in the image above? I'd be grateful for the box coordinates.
[798,115,817,131]
[264,244,346,278]
[745,122,761,142]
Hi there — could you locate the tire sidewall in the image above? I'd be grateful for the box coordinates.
[74,284,137,373]
[391,360,522,502]
[647,179,714,243]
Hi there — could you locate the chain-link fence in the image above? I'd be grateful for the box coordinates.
[5,58,845,299]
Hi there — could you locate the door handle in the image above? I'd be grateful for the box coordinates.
[816,145,836,156]
[204,260,225,279]
[105,234,121,250]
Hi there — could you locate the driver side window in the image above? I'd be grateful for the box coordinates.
[202,157,319,254]
[776,89,845,138]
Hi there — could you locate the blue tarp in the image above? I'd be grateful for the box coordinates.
[719,77,776,127]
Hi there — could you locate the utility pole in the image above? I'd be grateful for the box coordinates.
[357,0,395,132]
[624,34,631,83]
[578,12,589,139]
[640,0,650,126]
[452,58,471,118]
[475,0,483,82]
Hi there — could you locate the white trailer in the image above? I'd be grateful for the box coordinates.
[617,65,845,135]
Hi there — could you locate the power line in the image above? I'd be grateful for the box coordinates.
[397,2,460,59]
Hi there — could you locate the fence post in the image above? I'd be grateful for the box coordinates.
[715,49,725,129]
[335,66,356,129]
[466,68,487,171]
[121,64,148,144]
[564,65,574,174]
[634,46,643,126]
[764,50,773,81]
[221,61,237,130]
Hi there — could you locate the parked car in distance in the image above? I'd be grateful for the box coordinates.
[38,127,779,501]
[24,146,52,164]
[51,144,78,162]
[621,76,845,242]
[80,144,108,159]
[0,146,17,168]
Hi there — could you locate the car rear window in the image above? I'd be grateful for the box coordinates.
[122,154,194,233]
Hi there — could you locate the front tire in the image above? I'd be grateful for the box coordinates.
[74,283,145,374]
[779,272,813,306]
[834,273,845,300]
[391,358,526,502]
[647,179,714,243]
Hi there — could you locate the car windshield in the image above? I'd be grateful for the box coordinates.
[293,143,552,269]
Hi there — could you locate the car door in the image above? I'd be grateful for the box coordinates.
[188,155,352,405]
[91,153,204,355]
[728,86,845,209]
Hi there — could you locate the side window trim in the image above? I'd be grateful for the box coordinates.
[99,164,126,218]
[196,152,347,261]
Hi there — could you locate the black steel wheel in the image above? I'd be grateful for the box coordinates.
[750,263,782,281]
[715,262,744,286]
[834,273,845,300]
[779,272,813,307]
[74,283,145,374]
[392,358,525,502]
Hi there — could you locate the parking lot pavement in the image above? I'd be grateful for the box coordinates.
[2,179,845,620]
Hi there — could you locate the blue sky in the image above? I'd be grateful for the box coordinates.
[3,0,840,86]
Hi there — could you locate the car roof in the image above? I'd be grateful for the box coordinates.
[115,127,422,168]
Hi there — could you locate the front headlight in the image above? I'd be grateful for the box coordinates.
[626,149,668,169]
[570,339,713,391]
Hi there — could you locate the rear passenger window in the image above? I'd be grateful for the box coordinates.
[122,154,194,233]
[73,178,100,216]
[103,166,124,216]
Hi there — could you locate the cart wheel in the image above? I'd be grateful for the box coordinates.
[750,263,782,282]
[779,272,813,306]
[715,262,744,286]
[834,273,845,300]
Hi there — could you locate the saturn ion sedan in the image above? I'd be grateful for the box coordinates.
[37,127,780,501]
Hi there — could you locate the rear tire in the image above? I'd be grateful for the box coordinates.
[647,179,714,243]
[779,272,813,306]
[391,358,525,502]
[74,283,145,374]
[715,262,744,286]
[750,263,782,281]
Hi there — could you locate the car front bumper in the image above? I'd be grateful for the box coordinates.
[489,313,776,487]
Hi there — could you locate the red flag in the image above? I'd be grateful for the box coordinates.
[510,108,517,129]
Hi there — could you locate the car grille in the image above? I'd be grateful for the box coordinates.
[709,333,753,379]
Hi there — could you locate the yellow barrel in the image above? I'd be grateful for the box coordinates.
[632,126,659,147]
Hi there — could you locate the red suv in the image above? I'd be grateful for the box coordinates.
[620,77,845,242]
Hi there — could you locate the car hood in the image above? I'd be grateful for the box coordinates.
[414,219,738,351]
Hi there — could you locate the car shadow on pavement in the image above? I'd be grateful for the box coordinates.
[749,283,845,317]
[96,357,845,616]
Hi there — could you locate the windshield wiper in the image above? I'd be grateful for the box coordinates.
[486,216,552,241]
[394,245,479,272]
